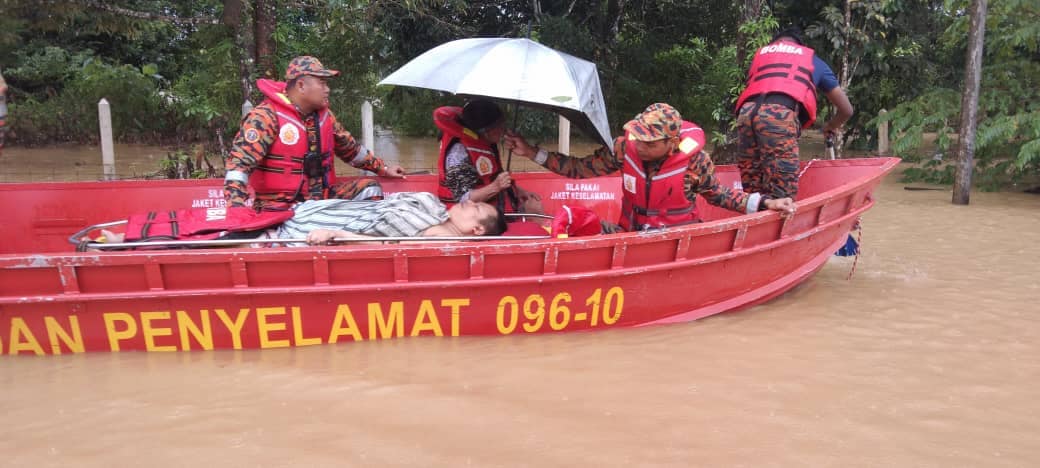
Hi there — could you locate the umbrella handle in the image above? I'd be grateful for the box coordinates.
[506,102,522,171]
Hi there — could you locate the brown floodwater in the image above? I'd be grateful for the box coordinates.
[1,136,1038,467]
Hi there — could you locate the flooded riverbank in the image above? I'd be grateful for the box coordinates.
[1,138,1038,467]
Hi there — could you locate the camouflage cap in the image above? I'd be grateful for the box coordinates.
[285,56,340,81]
[623,103,683,141]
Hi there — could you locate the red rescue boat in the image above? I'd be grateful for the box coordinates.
[0,158,898,355]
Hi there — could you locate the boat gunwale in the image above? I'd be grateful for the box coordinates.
[1,199,870,305]
[0,157,893,305]
[1,157,897,260]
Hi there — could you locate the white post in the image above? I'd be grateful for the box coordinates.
[877,109,890,155]
[558,115,570,154]
[98,98,115,181]
[241,100,253,118]
[362,100,374,152]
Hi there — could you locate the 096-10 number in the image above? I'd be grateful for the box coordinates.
[495,287,624,335]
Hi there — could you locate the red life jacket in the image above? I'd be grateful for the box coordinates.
[619,121,705,231]
[249,79,337,207]
[124,207,293,242]
[433,106,517,212]
[735,40,818,128]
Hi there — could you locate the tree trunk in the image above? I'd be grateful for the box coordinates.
[735,0,765,68]
[220,0,243,26]
[254,0,277,78]
[222,0,254,105]
[953,0,987,205]
[716,0,765,164]
[602,0,626,47]
[840,0,852,90]
[832,0,853,158]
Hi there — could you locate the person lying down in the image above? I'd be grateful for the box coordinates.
[95,192,508,248]
[268,191,507,246]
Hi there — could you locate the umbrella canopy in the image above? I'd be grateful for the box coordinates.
[378,38,613,148]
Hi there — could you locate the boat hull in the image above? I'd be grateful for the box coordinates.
[0,158,898,355]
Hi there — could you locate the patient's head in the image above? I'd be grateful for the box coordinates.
[448,200,506,236]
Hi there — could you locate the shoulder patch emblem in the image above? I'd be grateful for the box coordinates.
[623,174,637,194]
[244,128,260,144]
[679,137,699,154]
[279,124,300,145]
[475,155,494,176]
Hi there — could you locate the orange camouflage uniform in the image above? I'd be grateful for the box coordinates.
[536,137,753,215]
[224,103,388,210]
[736,102,801,199]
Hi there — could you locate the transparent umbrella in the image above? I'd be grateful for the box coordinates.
[378,38,612,149]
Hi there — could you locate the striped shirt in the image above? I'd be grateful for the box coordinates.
[273,192,448,245]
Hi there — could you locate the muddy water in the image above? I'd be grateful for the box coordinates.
[0,133,587,182]
[2,137,1039,467]
[0,143,176,183]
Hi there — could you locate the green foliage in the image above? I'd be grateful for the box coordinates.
[738,15,782,64]
[376,88,452,137]
[158,149,216,179]
[537,15,598,60]
[168,29,241,139]
[2,0,1035,193]
[7,48,180,145]
[901,159,956,185]
[883,0,1040,188]
[4,47,87,91]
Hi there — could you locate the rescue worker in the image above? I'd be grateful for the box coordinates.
[735,26,854,199]
[0,67,8,158]
[224,56,407,211]
[434,99,542,214]
[504,103,795,232]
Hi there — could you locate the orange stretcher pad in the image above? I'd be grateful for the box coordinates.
[124,207,292,242]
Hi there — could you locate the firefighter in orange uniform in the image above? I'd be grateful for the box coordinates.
[505,103,795,232]
[734,26,854,199]
[224,56,407,211]
[433,99,542,214]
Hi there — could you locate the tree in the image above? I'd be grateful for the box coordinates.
[882,0,1040,190]
[953,0,986,204]
[806,0,894,155]
[220,0,254,104]
[735,0,768,67]
[254,0,277,78]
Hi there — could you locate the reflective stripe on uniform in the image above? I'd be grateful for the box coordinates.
[225,170,250,184]
[652,166,686,181]
[275,111,306,131]
[745,192,762,213]
[349,144,371,168]
[465,146,495,156]
[623,154,646,178]
[353,183,384,201]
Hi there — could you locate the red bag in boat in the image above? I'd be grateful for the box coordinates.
[124,206,293,241]
[550,205,602,238]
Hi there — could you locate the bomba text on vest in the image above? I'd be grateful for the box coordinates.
[759,44,804,55]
